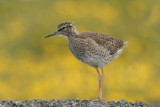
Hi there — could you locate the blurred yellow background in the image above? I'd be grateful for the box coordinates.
[0,0,160,104]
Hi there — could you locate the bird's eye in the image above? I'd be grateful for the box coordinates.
[58,27,65,31]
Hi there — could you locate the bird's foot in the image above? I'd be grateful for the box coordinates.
[98,97,105,101]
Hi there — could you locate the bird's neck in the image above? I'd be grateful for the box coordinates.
[66,31,79,39]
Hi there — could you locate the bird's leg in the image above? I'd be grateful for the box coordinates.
[100,68,104,99]
[96,68,105,100]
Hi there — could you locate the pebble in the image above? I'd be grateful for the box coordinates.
[0,99,158,107]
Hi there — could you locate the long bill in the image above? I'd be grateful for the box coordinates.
[44,31,57,38]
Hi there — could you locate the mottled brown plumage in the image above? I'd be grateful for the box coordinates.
[45,21,128,100]
[79,32,126,55]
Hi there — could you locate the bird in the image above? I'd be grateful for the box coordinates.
[44,21,128,100]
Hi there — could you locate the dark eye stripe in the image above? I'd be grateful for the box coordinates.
[58,26,72,31]
[58,27,65,31]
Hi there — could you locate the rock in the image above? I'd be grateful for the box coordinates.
[0,99,159,107]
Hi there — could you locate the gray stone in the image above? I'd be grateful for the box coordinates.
[0,99,159,107]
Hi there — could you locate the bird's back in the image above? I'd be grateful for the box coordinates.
[79,32,127,55]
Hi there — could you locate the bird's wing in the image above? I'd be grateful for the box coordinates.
[69,36,103,61]
[70,36,100,53]
[79,32,125,55]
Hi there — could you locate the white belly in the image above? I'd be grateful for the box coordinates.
[81,48,123,69]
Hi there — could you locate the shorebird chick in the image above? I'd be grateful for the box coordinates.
[45,21,128,100]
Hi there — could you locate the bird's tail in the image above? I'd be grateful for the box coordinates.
[123,41,128,47]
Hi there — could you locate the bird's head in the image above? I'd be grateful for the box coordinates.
[45,21,78,38]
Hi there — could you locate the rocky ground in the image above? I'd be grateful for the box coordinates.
[0,99,159,107]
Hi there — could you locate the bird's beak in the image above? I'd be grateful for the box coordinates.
[44,31,57,38]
